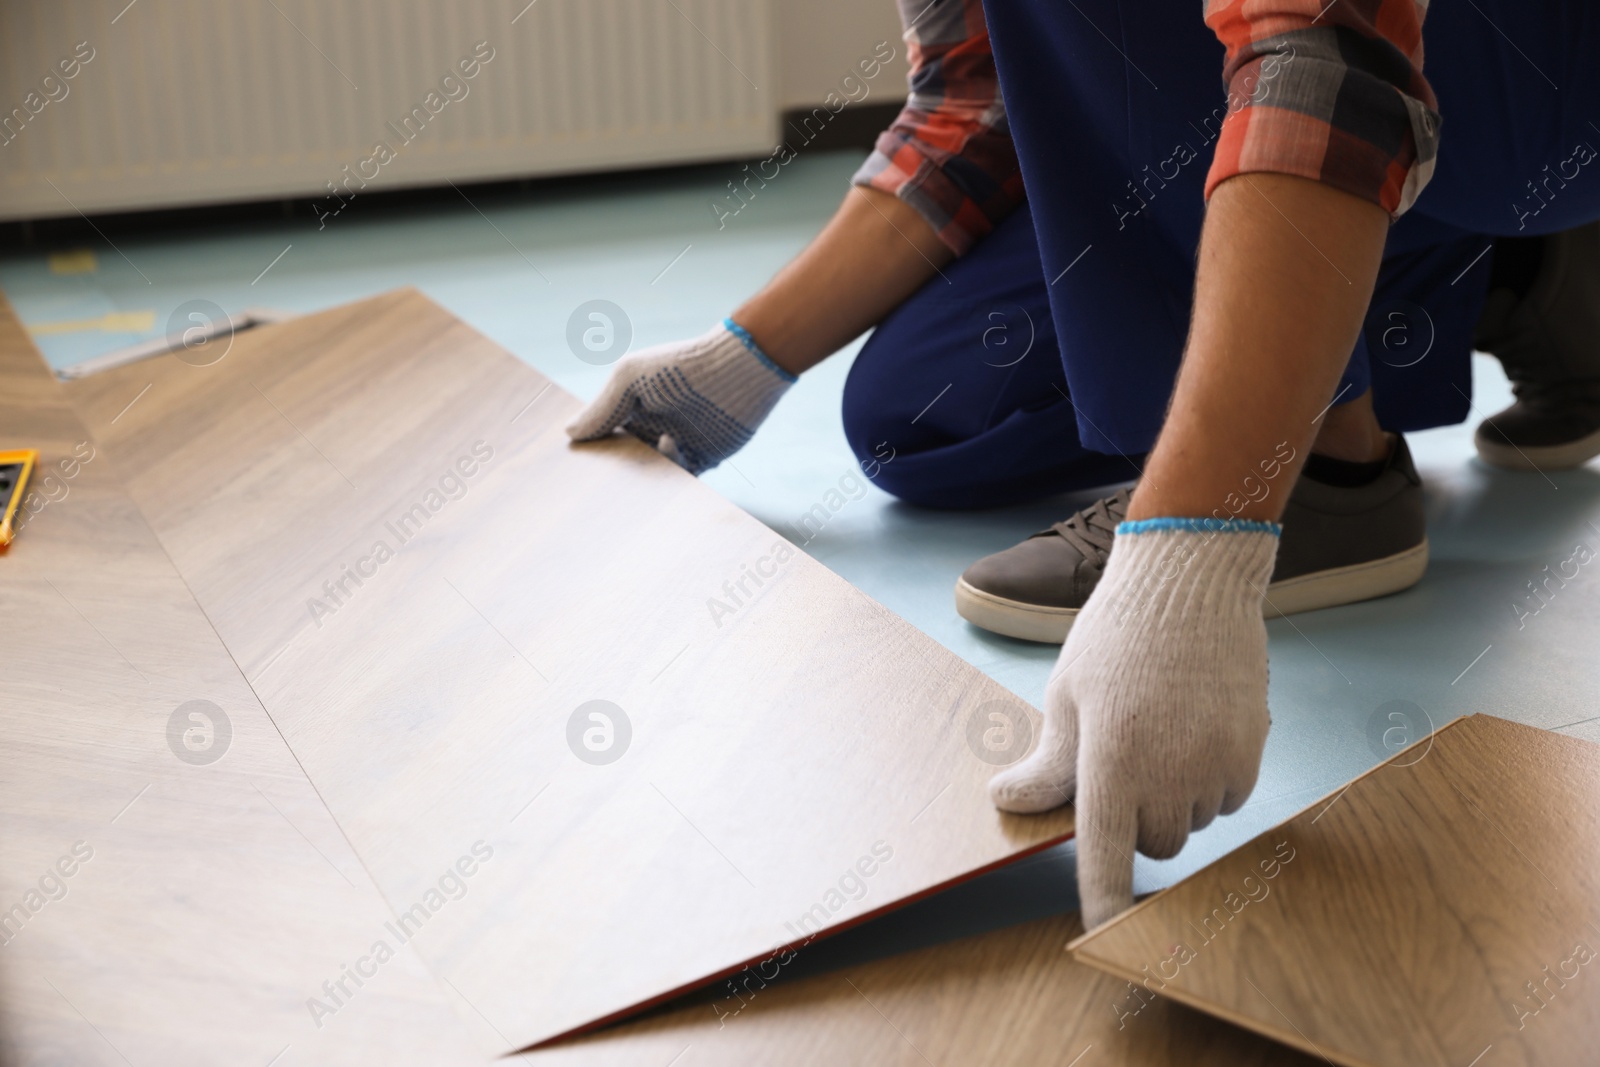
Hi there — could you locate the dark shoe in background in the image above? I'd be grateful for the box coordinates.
[954,437,1428,644]
[1268,434,1428,617]
[1474,222,1600,471]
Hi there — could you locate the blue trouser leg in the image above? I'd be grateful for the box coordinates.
[980,0,1451,455]
[841,200,1488,508]
[1417,1,1600,238]
[842,203,1142,510]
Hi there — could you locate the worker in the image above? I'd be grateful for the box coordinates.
[569,0,1600,927]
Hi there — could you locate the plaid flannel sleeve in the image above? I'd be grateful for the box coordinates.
[851,0,1024,256]
[1203,0,1441,217]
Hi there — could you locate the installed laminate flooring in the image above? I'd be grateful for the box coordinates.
[525,908,1319,1067]
[1072,714,1600,1067]
[0,295,491,1065]
[64,288,1075,1051]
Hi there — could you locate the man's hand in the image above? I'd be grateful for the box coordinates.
[566,185,955,473]
[1040,175,1382,926]
[566,323,794,475]
[990,520,1276,929]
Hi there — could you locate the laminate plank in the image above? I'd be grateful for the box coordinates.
[62,288,1075,1051]
[1072,714,1600,1067]
[0,293,492,1066]
[0,283,1291,1067]
[521,909,1319,1066]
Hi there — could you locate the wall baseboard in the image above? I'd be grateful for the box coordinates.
[778,102,901,154]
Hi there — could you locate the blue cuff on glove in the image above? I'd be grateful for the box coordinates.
[1117,517,1283,537]
[723,318,798,384]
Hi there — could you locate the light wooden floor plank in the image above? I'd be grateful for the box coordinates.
[523,909,1318,1066]
[0,294,493,1065]
[1072,714,1600,1067]
[62,288,1074,1051]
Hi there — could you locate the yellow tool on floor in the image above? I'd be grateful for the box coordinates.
[0,449,39,547]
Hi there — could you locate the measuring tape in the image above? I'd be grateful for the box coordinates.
[0,449,39,547]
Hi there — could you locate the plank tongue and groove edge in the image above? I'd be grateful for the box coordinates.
[0,293,492,1065]
[64,288,1075,1052]
[1071,714,1600,1067]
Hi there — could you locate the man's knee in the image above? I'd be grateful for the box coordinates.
[840,344,918,474]
[840,399,922,502]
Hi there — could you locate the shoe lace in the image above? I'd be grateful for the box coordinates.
[1048,487,1131,564]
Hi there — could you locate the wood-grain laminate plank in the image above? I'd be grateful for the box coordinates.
[1072,714,1600,1067]
[0,273,1285,1067]
[0,294,492,1065]
[522,909,1319,1066]
[63,288,1075,1051]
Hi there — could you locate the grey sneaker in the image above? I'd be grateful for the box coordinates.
[1474,222,1600,471]
[955,436,1429,643]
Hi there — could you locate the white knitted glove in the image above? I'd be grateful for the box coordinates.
[988,519,1279,930]
[566,320,796,475]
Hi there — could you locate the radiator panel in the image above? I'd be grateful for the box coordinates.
[0,0,776,220]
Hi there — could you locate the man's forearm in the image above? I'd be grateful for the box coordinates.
[1125,174,1390,524]
[732,185,955,376]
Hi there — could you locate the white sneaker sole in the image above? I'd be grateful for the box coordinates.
[1474,424,1600,471]
[954,539,1430,645]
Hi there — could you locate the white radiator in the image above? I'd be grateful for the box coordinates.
[0,0,777,221]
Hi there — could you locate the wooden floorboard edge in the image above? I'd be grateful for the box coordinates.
[1074,955,1380,1067]
[1065,713,1477,954]
[528,826,1078,1050]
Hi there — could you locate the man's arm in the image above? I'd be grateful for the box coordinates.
[569,0,1017,470]
[1126,174,1390,522]
[732,187,953,376]
[743,0,1016,374]
[993,1,1441,929]
[1061,173,1388,926]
